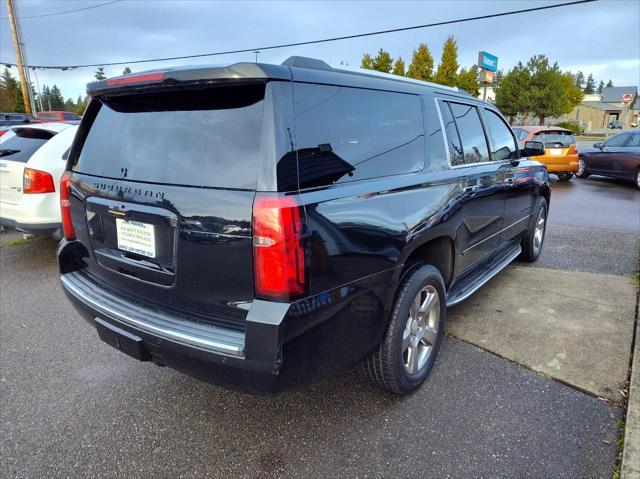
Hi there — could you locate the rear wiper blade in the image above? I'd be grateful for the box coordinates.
[0,149,20,157]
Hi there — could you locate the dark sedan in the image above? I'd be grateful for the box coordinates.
[577,131,640,189]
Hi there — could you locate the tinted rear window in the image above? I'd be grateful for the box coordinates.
[0,128,55,163]
[75,84,266,189]
[533,131,575,147]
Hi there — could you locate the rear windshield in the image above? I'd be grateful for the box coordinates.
[533,130,575,147]
[0,128,55,163]
[74,84,266,189]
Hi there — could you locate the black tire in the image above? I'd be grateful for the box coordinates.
[557,173,573,181]
[635,168,640,190]
[520,196,548,262]
[358,264,446,395]
[576,156,590,179]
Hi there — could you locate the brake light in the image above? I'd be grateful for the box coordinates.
[23,168,55,194]
[252,195,307,301]
[0,130,6,137]
[60,171,76,240]
[106,72,165,86]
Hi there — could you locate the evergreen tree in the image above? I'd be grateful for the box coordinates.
[392,57,405,76]
[493,69,504,87]
[597,80,605,94]
[41,85,52,110]
[457,66,479,97]
[371,49,393,73]
[50,85,65,110]
[406,43,434,82]
[605,79,614,88]
[526,55,572,125]
[433,36,459,87]
[494,62,531,123]
[574,71,585,89]
[361,53,373,70]
[122,67,132,75]
[1,68,25,112]
[583,73,596,94]
[94,67,106,81]
[64,98,76,112]
[74,95,87,116]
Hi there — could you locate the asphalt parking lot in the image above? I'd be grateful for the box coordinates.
[1,175,639,478]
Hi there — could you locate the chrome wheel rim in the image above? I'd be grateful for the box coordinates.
[402,285,440,375]
[577,158,585,176]
[533,205,546,256]
[636,170,640,188]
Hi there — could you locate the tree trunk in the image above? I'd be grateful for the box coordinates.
[539,115,545,126]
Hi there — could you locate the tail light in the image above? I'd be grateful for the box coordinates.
[60,171,76,240]
[252,195,307,301]
[569,145,578,155]
[23,168,55,194]
[0,130,6,137]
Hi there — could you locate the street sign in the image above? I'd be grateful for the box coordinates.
[478,51,498,72]
[622,93,633,104]
[480,69,494,84]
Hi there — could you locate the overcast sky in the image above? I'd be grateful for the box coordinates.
[1,0,639,100]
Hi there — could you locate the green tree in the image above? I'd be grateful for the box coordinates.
[392,57,405,76]
[433,35,459,87]
[605,79,613,88]
[64,97,76,112]
[406,43,434,82]
[526,55,566,125]
[74,95,87,116]
[50,85,65,110]
[1,68,25,112]
[596,80,605,94]
[560,72,584,115]
[494,62,531,123]
[574,71,585,89]
[41,85,52,110]
[583,73,596,94]
[94,67,106,81]
[457,65,479,96]
[493,69,504,87]
[361,53,373,70]
[371,49,393,73]
[122,66,132,75]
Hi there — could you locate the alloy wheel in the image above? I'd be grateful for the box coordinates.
[533,205,546,256]
[577,158,585,176]
[402,285,440,375]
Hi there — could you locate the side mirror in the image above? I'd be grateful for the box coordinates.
[593,142,603,149]
[523,140,545,157]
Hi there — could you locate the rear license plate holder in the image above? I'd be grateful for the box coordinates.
[95,317,150,361]
[116,218,156,258]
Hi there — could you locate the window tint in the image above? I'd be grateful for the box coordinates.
[37,113,57,120]
[291,83,424,189]
[0,128,55,163]
[438,100,464,166]
[448,102,489,164]
[625,133,640,147]
[484,110,518,161]
[62,113,79,120]
[75,84,266,189]
[605,133,629,147]
[533,130,575,147]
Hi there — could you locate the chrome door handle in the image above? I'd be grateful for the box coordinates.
[504,177,515,185]
[463,186,478,194]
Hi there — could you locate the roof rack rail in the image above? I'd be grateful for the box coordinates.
[281,56,460,93]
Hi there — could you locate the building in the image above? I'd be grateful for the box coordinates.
[564,86,638,131]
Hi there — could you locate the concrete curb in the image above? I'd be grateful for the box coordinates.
[621,289,640,479]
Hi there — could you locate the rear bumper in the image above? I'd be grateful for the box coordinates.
[0,216,60,234]
[0,195,61,234]
[58,240,394,394]
[539,153,579,173]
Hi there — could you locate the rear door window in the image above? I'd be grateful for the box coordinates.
[438,100,464,166]
[0,128,55,163]
[533,131,575,147]
[624,133,640,147]
[483,109,518,161]
[290,83,424,189]
[444,101,490,165]
[74,84,266,190]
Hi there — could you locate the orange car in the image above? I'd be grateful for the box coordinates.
[512,126,579,181]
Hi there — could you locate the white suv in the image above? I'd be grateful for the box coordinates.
[0,122,78,237]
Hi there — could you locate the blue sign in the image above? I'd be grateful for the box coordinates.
[478,51,498,72]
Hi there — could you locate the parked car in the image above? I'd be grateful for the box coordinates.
[608,120,624,129]
[35,111,81,122]
[577,131,640,189]
[58,58,550,395]
[0,122,78,236]
[512,126,578,181]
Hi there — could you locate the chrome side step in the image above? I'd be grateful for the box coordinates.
[446,244,522,307]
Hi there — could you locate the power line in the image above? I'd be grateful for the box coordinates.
[2,0,596,70]
[0,0,122,20]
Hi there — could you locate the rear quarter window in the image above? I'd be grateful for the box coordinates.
[289,83,424,189]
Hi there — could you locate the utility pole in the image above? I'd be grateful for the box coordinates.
[6,0,33,114]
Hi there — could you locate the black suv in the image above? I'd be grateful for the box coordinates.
[58,57,550,395]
